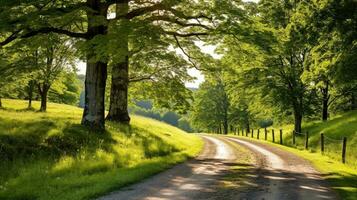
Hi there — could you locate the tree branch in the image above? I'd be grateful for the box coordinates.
[0,27,87,47]
[165,31,208,37]
[146,15,211,29]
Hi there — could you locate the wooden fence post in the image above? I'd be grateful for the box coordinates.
[305,131,309,150]
[320,133,324,154]
[264,128,267,140]
[342,137,347,164]
[280,129,283,145]
[251,129,254,138]
[272,129,275,143]
[257,129,260,140]
[293,131,296,145]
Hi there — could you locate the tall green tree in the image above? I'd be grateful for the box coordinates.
[191,74,230,134]
[0,0,215,129]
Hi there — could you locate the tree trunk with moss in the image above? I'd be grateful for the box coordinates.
[81,0,109,129]
[106,0,130,123]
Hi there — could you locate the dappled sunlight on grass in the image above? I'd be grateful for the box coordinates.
[0,99,203,200]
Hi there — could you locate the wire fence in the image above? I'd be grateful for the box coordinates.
[231,127,351,165]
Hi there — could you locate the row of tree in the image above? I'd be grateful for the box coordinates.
[1,0,355,132]
[190,0,357,134]
[0,0,219,129]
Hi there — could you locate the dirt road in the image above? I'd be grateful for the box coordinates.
[97,135,338,200]
[224,136,338,200]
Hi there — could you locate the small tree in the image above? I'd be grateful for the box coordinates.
[10,35,76,112]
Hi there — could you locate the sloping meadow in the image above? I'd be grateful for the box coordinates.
[0,99,203,200]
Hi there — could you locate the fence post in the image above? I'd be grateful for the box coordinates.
[342,137,347,164]
[320,133,324,154]
[272,129,275,143]
[305,131,309,150]
[264,128,267,140]
[251,129,254,138]
[257,129,260,140]
[280,129,283,145]
[293,131,296,145]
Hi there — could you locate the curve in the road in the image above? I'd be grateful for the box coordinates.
[97,135,339,200]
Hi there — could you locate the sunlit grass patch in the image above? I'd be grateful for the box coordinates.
[0,99,203,200]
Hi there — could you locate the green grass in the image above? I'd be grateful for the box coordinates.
[0,99,203,200]
[227,135,357,200]
[235,111,357,168]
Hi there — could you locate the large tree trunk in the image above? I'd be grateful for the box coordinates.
[81,0,108,129]
[107,59,130,122]
[81,60,108,129]
[38,83,50,112]
[321,80,329,121]
[106,1,130,123]
[0,97,2,108]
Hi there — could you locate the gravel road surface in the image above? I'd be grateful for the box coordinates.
[97,135,338,200]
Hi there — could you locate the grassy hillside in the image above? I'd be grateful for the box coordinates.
[274,111,357,168]
[244,111,357,168]
[0,99,203,200]
[303,111,357,166]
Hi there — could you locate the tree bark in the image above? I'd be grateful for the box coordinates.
[38,83,50,112]
[81,0,108,129]
[107,59,130,122]
[106,0,130,123]
[81,60,107,129]
[0,97,2,108]
[321,80,329,121]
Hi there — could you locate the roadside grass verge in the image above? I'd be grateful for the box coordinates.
[227,135,357,200]
[0,99,203,200]
[235,111,357,168]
